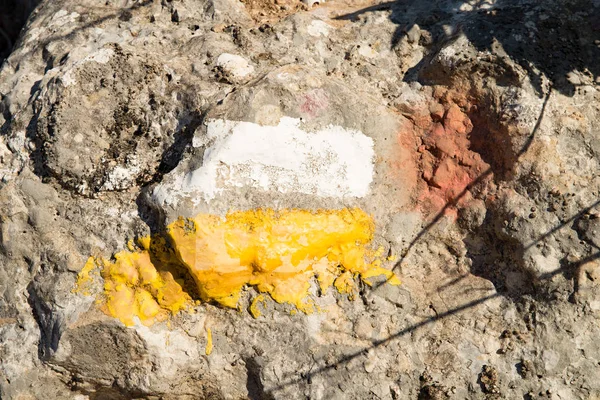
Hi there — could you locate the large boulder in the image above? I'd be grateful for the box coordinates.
[1,0,600,398]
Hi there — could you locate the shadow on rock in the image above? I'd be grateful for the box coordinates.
[336,0,600,96]
[0,0,39,63]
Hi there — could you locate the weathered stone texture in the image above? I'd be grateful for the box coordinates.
[1,0,600,398]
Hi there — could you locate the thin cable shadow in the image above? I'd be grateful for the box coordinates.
[435,273,470,291]
[333,1,394,21]
[380,90,551,285]
[538,251,600,281]
[266,292,500,394]
[334,0,600,97]
[269,188,597,394]
[523,199,600,251]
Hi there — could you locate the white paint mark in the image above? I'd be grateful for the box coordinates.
[154,117,374,205]
[216,53,254,79]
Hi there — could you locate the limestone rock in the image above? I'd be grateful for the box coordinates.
[1,0,600,399]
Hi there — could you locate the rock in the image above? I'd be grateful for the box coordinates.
[215,53,255,83]
[1,0,600,398]
[573,260,600,306]
[406,24,421,44]
[478,365,501,396]
[302,0,322,7]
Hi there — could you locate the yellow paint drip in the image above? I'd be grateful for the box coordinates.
[73,256,98,296]
[78,250,192,326]
[166,208,396,312]
[249,294,267,318]
[334,271,356,296]
[75,208,400,326]
[205,328,213,355]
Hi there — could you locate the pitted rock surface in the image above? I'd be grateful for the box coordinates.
[1,0,600,399]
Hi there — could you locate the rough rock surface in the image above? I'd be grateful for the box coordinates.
[1,0,600,399]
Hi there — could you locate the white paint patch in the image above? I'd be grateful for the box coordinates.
[216,53,254,79]
[155,117,374,205]
[307,20,331,37]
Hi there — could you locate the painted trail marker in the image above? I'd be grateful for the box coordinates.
[155,117,375,206]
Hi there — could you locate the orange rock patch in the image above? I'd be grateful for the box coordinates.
[396,88,494,219]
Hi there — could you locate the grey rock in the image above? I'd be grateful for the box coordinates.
[1,0,600,398]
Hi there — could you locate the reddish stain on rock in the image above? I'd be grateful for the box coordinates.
[299,88,329,118]
[395,88,494,219]
[387,118,421,209]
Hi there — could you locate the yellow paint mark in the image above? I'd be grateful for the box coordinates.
[167,208,388,312]
[334,271,356,296]
[74,250,191,326]
[103,249,191,326]
[127,239,136,252]
[361,266,402,286]
[205,328,213,355]
[249,294,267,318]
[75,208,400,325]
[137,236,151,250]
[73,256,98,296]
